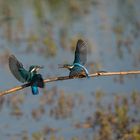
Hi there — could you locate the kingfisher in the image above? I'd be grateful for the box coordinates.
[59,39,89,78]
[9,55,44,95]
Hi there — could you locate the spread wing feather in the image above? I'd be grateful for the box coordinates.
[9,55,29,83]
[73,39,87,65]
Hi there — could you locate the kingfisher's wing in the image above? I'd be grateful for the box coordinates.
[9,55,29,83]
[73,39,87,65]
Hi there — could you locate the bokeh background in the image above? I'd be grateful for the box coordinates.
[0,0,140,139]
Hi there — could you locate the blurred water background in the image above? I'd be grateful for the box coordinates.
[0,0,140,139]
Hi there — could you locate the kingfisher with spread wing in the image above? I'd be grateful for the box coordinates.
[59,39,89,78]
[9,55,44,95]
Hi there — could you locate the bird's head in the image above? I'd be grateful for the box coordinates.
[58,64,74,70]
[29,65,44,73]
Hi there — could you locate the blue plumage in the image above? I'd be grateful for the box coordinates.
[31,85,39,95]
[59,39,89,78]
[73,63,89,78]
[9,55,44,95]
[30,74,44,95]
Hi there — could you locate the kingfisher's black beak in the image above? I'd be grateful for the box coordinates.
[36,66,44,71]
[39,66,44,69]
[58,64,65,68]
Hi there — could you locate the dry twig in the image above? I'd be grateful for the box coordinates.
[0,70,140,97]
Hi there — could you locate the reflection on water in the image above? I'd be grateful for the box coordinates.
[0,0,140,139]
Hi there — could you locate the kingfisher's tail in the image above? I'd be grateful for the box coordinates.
[30,74,44,95]
[31,85,39,95]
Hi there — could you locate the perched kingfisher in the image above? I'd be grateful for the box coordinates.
[59,39,89,78]
[9,55,44,95]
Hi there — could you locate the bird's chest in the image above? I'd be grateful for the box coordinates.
[70,66,86,78]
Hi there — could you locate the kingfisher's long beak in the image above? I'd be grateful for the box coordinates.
[39,66,44,69]
[36,66,44,71]
[58,64,65,68]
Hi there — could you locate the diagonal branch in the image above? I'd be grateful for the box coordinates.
[0,70,140,97]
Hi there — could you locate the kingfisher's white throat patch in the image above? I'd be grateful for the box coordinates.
[30,67,36,73]
[69,65,74,69]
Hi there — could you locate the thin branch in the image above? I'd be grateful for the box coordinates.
[0,70,140,97]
